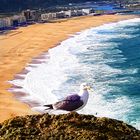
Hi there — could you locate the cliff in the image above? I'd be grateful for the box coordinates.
[0,112,140,140]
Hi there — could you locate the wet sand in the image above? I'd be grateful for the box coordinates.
[0,15,135,123]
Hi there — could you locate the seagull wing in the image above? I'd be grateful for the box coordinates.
[64,94,81,101]
[53,94,84,111]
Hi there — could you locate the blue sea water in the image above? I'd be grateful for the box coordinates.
[10,18,140,129]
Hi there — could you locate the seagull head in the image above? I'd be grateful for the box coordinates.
[80,83,91,91]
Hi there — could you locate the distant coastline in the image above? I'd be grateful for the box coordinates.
[1,1,139,33]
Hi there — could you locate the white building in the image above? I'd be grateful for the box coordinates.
[64,10,72,17]
[82,8,93,15]
[10,15,26,26]
[22,10,40,21]
[12,15,26,22]
[0,17,12,29]
[41,13,56,21]
[71,10,78,17]
[56,11,65,18]
[76,10,83,16]
[0,15,26,29]
[41,13,49,21]
[0,19,6,28]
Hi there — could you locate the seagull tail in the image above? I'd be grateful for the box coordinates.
[44,104,53,110]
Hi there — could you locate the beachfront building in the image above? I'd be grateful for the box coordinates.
[41,13,49,21]
[76,10,83,16]
[0,15,26,30]
[71,10,78,17]
[22,9,40,21]
[63,10,77,17]
[125,3,140,9]
[0,17,11,29]
[51,13,57,19]
[11,15,26,26]
[56,11,65,18]
[41,13,56,21]
[64,10,72,17]
[82,8,94,15]
[64,9,90,17]
[22,10,31,21]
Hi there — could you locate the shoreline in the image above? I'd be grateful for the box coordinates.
[0,14,137,123]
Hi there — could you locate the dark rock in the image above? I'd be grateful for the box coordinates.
[0,112,140,140]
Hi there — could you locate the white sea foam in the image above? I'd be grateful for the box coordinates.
[9,18,140,129]
[78,94,133,120]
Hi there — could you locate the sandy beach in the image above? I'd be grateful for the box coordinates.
[0,14,135,123]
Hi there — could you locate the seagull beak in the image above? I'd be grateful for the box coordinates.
[86,86,92,90]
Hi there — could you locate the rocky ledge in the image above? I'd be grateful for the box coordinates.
[0,112,140,140]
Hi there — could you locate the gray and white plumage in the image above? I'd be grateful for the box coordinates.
[44,83,91,111]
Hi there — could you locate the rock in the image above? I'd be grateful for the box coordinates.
[0,112,140,140]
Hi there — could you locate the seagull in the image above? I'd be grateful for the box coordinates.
[44,83,92,111]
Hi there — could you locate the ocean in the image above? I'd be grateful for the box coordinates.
[9,18,140,130]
